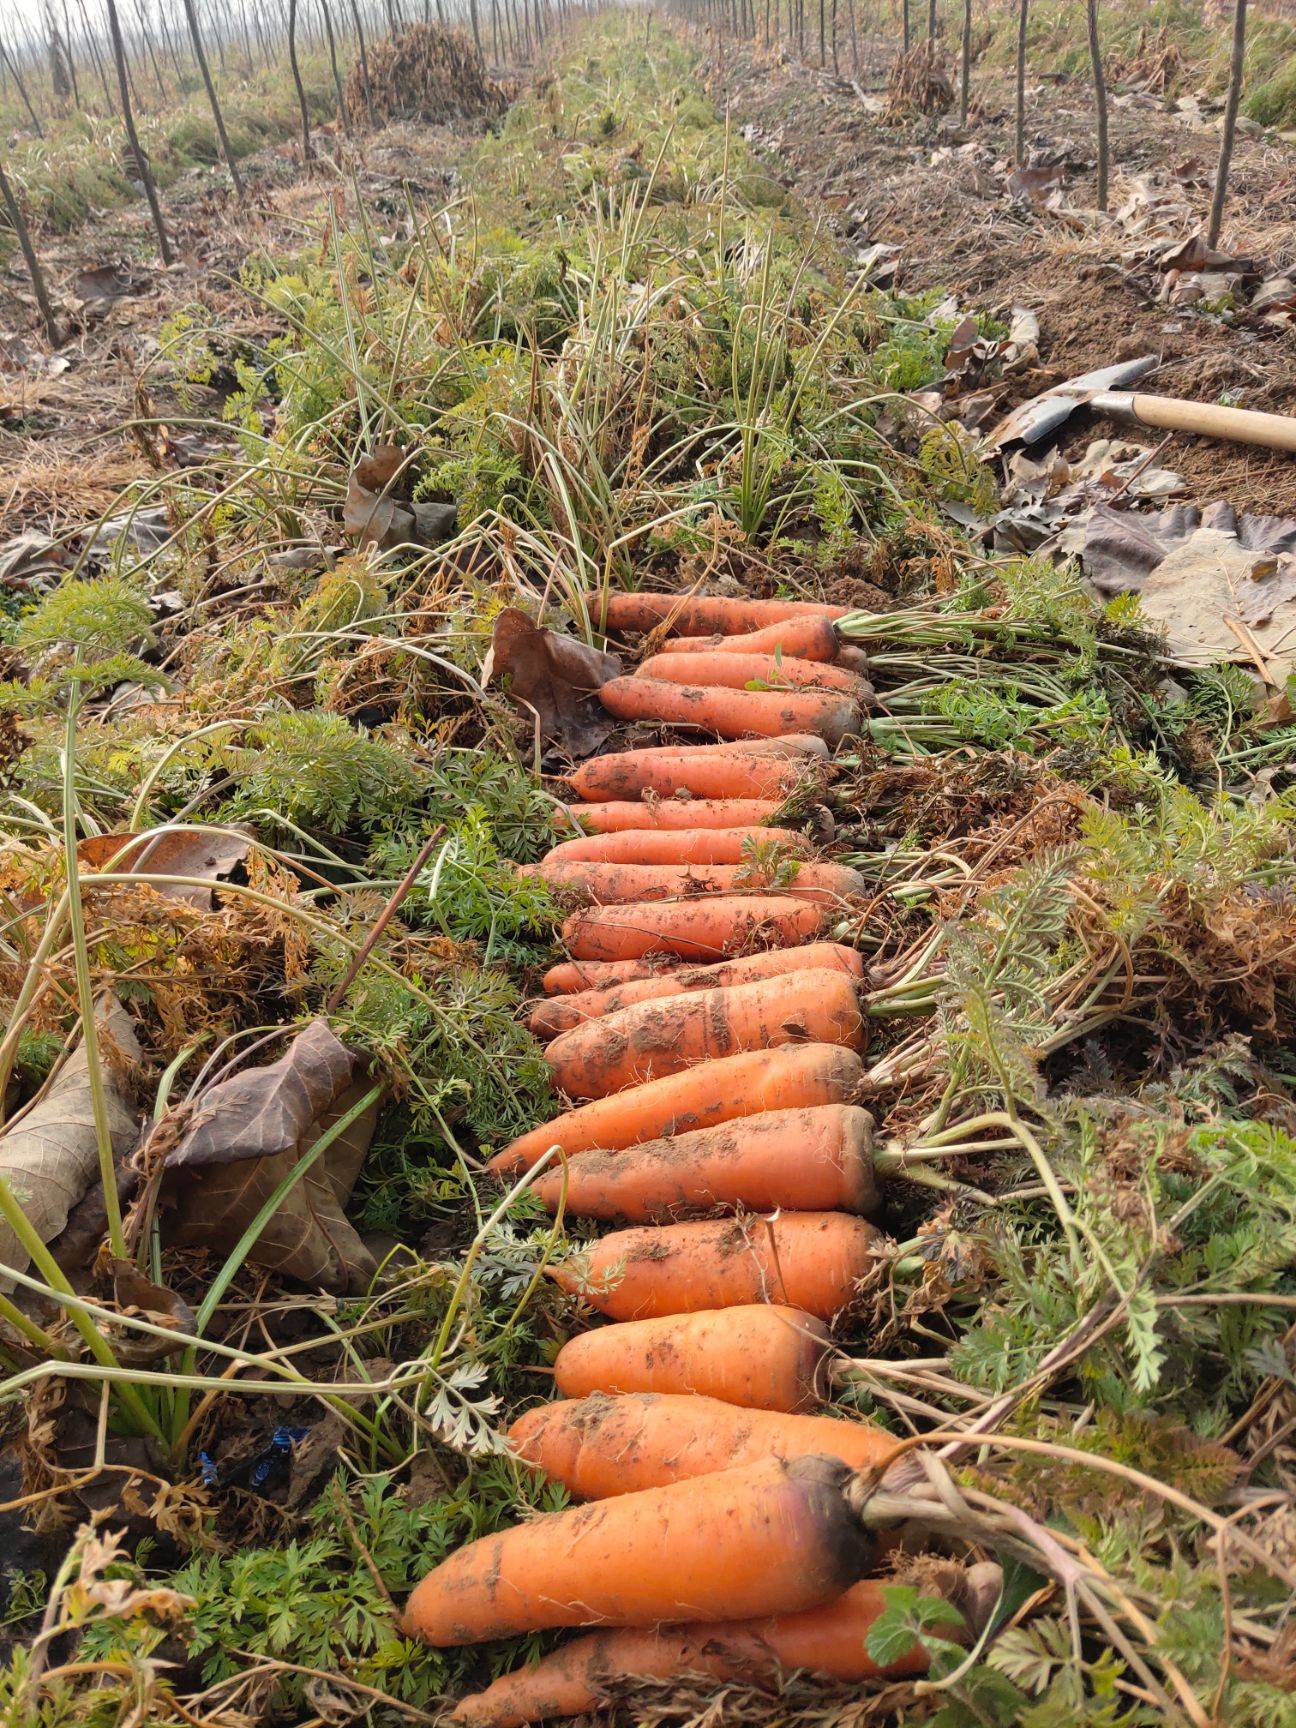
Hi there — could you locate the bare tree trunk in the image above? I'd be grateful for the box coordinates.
[348,0,375,121]
[1208,0,1247,247]
[182,0,246,199]
[132,0,166,99]
[75,0,114,111]
[959,0,970,123]
[105,0,171,260]
[0,41,44,135]
[287,0,314,161]
[902,0,909,55]
[319,0,349,133]
[1086,0,1108,210]
[469,0,483,55]
[926,0,935,38]
[1014,0,1028,165]
[43,1,72,102]
[0,152,61,345]
[60,0,82,106]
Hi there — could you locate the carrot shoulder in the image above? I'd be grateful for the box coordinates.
[566,746,817,805]
[552,1304,832,1412]
[530,859,864,904]
[543,970,865,1100]
[510,1392,892,1499]
[491,1043,864,1173]
[542,827,809,866]
[402,1452,874,1645]
[451,1582,928,1728]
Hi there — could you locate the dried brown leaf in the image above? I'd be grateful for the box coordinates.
[161,1021,381,1292]
[484,606,621,753]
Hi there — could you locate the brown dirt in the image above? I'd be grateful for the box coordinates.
[705,35,1296,514]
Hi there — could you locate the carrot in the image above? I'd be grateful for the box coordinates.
[552,1304,832,1411]
[491,1043,864,1173]
[599,676,861,747]
[543,827,810,866]
[601,593,850,636]
[567,741,824,804]
[666,616,841,662]
[527,860,865,906]
[550,1212,882,1322]
[543,971,865,1100]
[638,651,870,700]
[510,1391,892,1500]
[530,942,865,1037]
[401,1452,873,1646]
[451,1582,927,1727]
[560,798,789,835]
[561,895,826,962]
[542,957,677,995]
[531,1104,879,1218]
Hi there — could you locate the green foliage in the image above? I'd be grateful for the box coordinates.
[17,576,155,663]
[221,710,427,839]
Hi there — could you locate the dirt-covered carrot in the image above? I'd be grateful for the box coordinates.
[542,957,675,995]
[553,1305,831,1411]
[527,859,865,907]
[566,742,823,804]
[599,676,861,747]
[451,1582,928,1727]
[530,943,864,1037]
[549,1212,881,1321]
[638,651,870,700]
[543,827,809,867]
[543,971,865,1100]
[560,894,826,962]
[491,1043,864,1173]
[600,593,849,636]
[510,1392,891,1499]
[666,616,840,662]
[531,1104,878,1218]
[402,1452,874,1646]
[561,798,790,835]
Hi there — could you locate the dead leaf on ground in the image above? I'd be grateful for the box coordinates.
[76,825,254,912]
[110,1259,195,1363]
[0,998,142,1291]
[160,1020,382,1293]
[71,262,152,306]
[483,607,622,753]
[342,442,457,551]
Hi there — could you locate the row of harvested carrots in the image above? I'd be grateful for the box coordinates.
[404,595,960,1726]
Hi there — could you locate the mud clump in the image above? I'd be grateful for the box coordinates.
[343,23,506,129]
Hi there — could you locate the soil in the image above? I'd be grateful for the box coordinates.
[705,34,1296,514]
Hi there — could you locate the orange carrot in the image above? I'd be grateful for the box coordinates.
[542,957,676,995]
[402,1452,873,1646]
[666,616,841,662]
[553,1305,831,1411]
[601,593,850,636]
[510,1392,892,1499]
[531,1104,878,1218]
[530,942,864,1037]
[560,798,789,834]
[599,676,861,747]
[451,1583,928,1727]
[543,827,809,866]
[527,859,865,906]
[549,1212,881,1321]
[567,741,824,804]
[561,895,826,962]
[638,651,869,700]
[543,971,865,1100]
[491,1043,864,1173]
